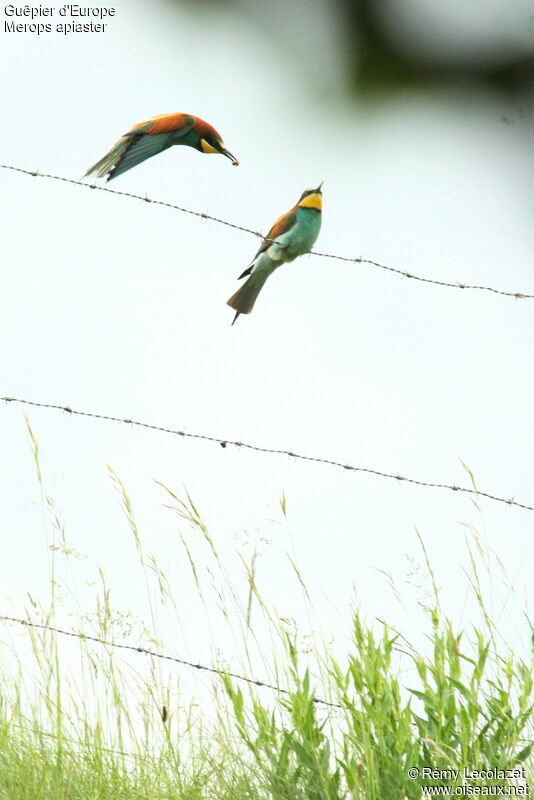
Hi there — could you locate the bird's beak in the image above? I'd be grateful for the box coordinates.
[219,144,239,166]
[315,182,324,192]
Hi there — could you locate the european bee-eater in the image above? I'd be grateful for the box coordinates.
[227,184,323,324]
[85,113,239,181]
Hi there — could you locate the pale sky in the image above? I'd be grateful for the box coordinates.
[0,0,532,708]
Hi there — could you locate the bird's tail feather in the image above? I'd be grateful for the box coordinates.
[227,272,269,322]
[84,136,131,180]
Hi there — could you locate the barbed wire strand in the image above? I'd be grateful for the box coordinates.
[2,396,532,511]
[0,615,341,710]
[1,163,532,300]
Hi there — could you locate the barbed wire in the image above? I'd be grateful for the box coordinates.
[1,163,532,300]
[2,396,532,511]
[0,615,342,710]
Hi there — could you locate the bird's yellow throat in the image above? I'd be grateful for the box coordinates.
[299,192,322,211]
[200,138,220,154]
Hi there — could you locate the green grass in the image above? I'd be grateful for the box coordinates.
[0,426,532,798]
[0,592,531,799]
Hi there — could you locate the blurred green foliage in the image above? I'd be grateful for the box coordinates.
[165,0,534,97]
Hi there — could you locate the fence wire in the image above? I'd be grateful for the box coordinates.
[0,614,341,709]
[2,396,532,511]
[1,163,532,300]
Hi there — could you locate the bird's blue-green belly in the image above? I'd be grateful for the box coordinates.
[282,207,322,261]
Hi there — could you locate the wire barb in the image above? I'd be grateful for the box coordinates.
[0,615,341,709]
[2,396,532,511]
[1,163,532,300]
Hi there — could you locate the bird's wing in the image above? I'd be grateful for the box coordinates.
[264,207,297,243]
[128,113,196,137]
[256,207,297,256]
[107,133,175,179]
[237,207,297,279]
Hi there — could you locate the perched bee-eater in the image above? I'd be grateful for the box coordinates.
[227,184,323,324]
[85,113,239,181]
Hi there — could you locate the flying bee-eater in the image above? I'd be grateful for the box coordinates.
[227,184,323,324]
[85,113,239,181]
